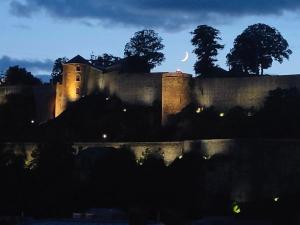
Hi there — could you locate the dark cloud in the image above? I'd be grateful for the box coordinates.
[9,0,300,30]
[0,56,53,74]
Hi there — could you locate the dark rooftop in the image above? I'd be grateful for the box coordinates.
[67,55,91,65]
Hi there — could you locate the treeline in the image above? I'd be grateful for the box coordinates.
[0,23,292,87]
[49,23,292,84]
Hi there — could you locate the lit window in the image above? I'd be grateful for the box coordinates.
[76,88,80,95]
[76,66,81,72]
[76,75,81,82]
[219,113,225,117]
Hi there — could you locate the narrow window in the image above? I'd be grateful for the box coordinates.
[76,75,81,82]
[76,66,81,72]
[76,88,80,95]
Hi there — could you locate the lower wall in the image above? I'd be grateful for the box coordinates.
[7,138,300,203]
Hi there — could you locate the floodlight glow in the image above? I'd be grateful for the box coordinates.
[232,202,241,214]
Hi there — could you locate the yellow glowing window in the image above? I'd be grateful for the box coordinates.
[76,88,80,95]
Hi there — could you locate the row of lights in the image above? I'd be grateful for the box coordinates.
[196,106,254,118]
[232,197,280,215]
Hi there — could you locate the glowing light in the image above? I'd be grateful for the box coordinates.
[105,97,110,101]
[232,202,241,214]
[123,108,127,112]
[179,155,183,159]
[203,155,211,160]
[196,107,204,114]
[274,197,279,202]
[30,120,35,124]
[219,113,225,117]
[102,134,108,139]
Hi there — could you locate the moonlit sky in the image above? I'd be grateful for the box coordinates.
[1,0,300,78]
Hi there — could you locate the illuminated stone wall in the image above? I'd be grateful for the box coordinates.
[97,71,162,106]
[32,85,56,123]
[0,86,24,104]
[162,72,192,124]
[0,85,55,123]
[193,75,300,110]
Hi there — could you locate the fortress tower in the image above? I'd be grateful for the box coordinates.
[161,72,192,124]
[55,55,102,117]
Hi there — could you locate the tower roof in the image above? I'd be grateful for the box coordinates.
[67,55,91,65]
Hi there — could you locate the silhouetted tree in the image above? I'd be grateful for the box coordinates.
[120,56,151,73]
[91,53,121,68]
[124,30,165,71]
[4,66,41,86]
[227,23,292,75]
[191,25,224,76]
[51,57,68,84]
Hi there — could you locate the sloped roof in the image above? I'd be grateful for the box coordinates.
[67,55,91,65]
[67,55,104,71]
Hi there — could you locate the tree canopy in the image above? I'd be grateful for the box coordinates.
[90,53,121,68]
[3,66,41,86]
[51,57,68,84]
[191,25,224,76]
[124,29,165,71]
[227,23,292,76]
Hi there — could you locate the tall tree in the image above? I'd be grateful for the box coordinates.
[51,57,68,84]
[227,23,292,76]
[90,53,121,68]
[124,29,165,71]
[191,25,224,76]
[4,66,41,86]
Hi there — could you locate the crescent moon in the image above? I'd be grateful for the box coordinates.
[181,51,189,62]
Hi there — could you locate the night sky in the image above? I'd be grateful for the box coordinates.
[1,0,300,78]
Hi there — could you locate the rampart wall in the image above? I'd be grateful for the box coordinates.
[97,71,163,106]
[0,85,55,123]
[193,75,300,110]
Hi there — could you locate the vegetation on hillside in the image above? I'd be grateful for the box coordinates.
[1,88,300,142]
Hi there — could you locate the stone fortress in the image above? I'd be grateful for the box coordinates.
[2,54,300,124]
[3,55,300,203]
